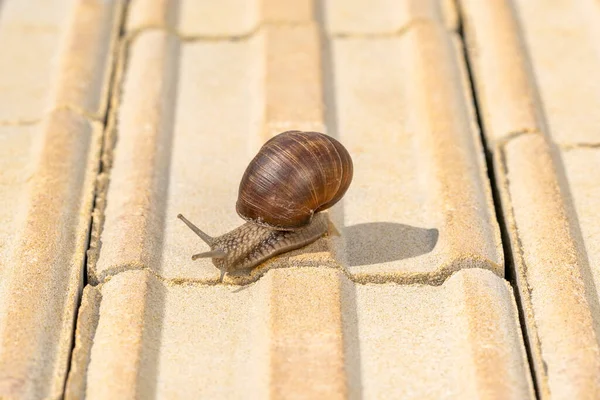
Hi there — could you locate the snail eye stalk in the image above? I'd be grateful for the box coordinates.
[177,214,214,245]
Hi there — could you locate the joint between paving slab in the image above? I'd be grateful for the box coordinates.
[62,4,130,395]
[123,20,313,43]
[89,252,501,289]
[455,2,543,395]
[497,140,546,397]
[496,128,541,149]
[51,104,107,124]
[0,117,41,127]
[560,142,600,151]
[85,23,131,287]
[329,18,451,39]
[0,105,108,128]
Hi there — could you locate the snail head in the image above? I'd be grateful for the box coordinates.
[177,214,228,281]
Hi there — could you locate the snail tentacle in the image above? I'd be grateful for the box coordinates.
[178,213,214,245]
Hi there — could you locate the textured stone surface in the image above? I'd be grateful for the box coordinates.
[3,0,600,397]
[332,23,502,282]
[0,1,123,397]
[461,0,600,397]
[460,0,542,141]
[563,149,600,301]
[67,268,533,398]
[92,21,501,284]
[325,0,458,34]
[126,0,315,36]
[350,268,533,398]
[502,136,600,397]
[463,0,600,146]
[0,110,103,399]
[0,0,73,122]
[512,0,600,146]
[0,0,123,122]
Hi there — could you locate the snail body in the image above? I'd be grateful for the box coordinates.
[178,131,353,280]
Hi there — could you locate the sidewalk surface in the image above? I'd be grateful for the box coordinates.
[0,0,598,398]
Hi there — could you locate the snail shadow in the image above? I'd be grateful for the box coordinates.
[343,222,439,266]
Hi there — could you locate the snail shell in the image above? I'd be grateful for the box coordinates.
[236,130,353,230]
[178,131,353,280]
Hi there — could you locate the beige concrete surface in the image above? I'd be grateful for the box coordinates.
[504,135,600,397]
[0,0,123,123]
[91,10,501,285]
[1,0,598,398]
[461,0,600,397]
[0,110,103,399]
[0,0,123,397]
[325,0,458,34]
[333,23,501,282]
[66,268,533,399]
[126,0,315,37]
[513,0,600,146]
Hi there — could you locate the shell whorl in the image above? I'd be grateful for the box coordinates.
[236,131,353,231]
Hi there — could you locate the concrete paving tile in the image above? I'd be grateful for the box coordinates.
[461,0,600,395]
[47,0,125,120]
[503,134,600,397]
[563,149,600,305]
[93,21,501,284]
[0,0,123,122]
[0,124,37,280]
[67,269,264,399]
[332,23,502,281]
[93,25,333,283]
[0,109,103,398]
[263,24,324,137]
[91,30,181,283]
[512,0,600,146]
[269,268,347,398]
[261,0,315,24]
[459,0,543,142]
[67,268,533,398]
[350,268,533,398]
[126,0,314,37]
[462,0,600,146]
[325,0,458,35]
[64,285,102,400]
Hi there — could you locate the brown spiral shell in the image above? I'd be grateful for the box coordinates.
[236,131,353,231]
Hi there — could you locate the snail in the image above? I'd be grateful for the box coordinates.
[178,130,353,280]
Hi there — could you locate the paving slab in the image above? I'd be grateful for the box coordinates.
[126,0,314,37]
[66,268,533,399]
[461,0,600,396]
[5,0,599,397]
[0,110,103,399]
[92,16,501,285]
[503,136,600,397]
[562,149,600,299]
[511,0,600,146]
[459,0,542,142]
[325,0,458,34]
[332,23,501,282]
[0,0,123,122]
[463,0,600,147]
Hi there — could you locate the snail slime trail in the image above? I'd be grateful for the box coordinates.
[178,131,353,280]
